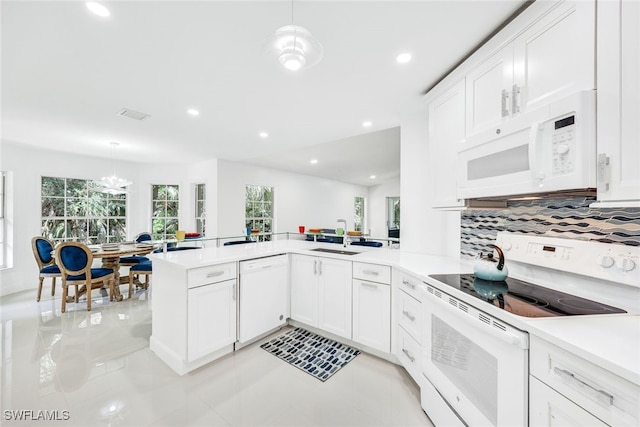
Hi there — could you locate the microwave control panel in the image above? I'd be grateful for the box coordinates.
[551,114,576,175]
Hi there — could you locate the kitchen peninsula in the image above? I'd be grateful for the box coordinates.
[149,239,640,426]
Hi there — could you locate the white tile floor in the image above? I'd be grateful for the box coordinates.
[0,285,434,427]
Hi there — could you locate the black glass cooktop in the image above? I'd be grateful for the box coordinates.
[428,274,626,318]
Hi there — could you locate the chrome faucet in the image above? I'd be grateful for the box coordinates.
[337,219,347,247]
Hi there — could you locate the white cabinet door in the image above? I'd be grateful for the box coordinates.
[290,254,318,326]
[596,0,640,203]
[429,80,466,208]
[187,279,236,361]
[465,1,595,140]
[352,279,390,353]
[513,0,595,113]
[465,44,514,138]
[530,376,607,427]
[318,258,352,339]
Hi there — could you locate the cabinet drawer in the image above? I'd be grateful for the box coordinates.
[397,325,421,381]
[353,262,391,284]
[530,336,639,427]
[398,290,422,341]
[397,271,423,300]
[188,262,236,288]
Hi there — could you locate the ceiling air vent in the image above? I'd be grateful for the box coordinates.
[117,108,150,121]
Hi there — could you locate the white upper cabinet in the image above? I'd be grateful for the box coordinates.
[465,45,514,139]
[595,0,640,205]
[428,80,466,209]
[465,0,595,144]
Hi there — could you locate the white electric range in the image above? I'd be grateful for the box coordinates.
[421,232,640,427]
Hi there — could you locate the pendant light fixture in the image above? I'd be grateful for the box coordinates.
[265,0,323,71]
[95,142,132,195]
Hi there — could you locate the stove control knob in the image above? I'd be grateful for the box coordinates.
[616,257,636,272]
[502,242,513,251]
[598,255,615,268]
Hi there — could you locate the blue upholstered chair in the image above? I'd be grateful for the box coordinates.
[223,240,256,246]
[350,241,383,248]
[119,232,152,266]
[128,261,152,298]
[55,242,115,313]
[31,236,62,301]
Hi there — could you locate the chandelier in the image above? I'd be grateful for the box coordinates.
[265,1,323,71]
[96,142,131,195]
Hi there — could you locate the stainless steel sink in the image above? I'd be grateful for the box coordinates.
[310,248,361,256]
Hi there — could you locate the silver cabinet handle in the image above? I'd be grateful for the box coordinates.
[318,260,322,275]
[511,84,521,114]
[553,367,614,406]
[402,348,415,363]
[232,284,236,301]
[206,271,225,278]
[501,88,510,118]
[362,270,379,276]
[313,260,317,275]
[402,310,416,322]
[360,282,378,289]
[402,280,416,290]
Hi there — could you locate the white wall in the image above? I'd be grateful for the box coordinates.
[400,109,460,256]
[368,178,400,239]
[216,160,370,238]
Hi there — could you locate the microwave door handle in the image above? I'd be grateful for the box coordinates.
[528,122,545,183]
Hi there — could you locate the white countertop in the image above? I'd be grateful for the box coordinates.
[150,239,640,386]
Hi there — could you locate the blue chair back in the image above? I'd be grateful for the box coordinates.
[34,237,55,264]
[223,240,256,246]
[135,232,152,243]
[350,241,383,248]
[57,243,91,274]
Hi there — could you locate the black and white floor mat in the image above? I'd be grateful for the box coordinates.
[260,327,360,382]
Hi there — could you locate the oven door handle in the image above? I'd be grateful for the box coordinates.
[426,290,529,349]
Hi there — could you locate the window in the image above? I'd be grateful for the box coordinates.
[41,176,127,244]
[0,172,5,268]
[245,185,273,241]
[354,196,365,232]
[195,183,206,234]
[152,184,179,240]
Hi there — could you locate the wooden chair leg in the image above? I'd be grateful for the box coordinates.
[86,284,92,312]
[37,277,44,302]
[128,271,134,299]
[74,285,79,303]
[51,277,56,296]
[108,277,115,302]
[61,284,68,313]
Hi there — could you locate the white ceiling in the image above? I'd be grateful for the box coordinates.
[1,0,525,186]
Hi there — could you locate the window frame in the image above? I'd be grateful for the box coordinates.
[245,185,274,242]
[195,183,206,235]
[40,176,127,244]
[151,184,180,240]
[354,196,365,232]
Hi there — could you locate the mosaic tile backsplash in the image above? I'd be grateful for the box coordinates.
[461,197,640,259]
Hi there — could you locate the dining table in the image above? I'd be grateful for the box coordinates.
[87,243,156,301]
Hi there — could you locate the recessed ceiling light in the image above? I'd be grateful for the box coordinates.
[363,121,372,127]
[187,108,199,116]
[86,2,110,17]
[396,53,412,64]
[310,159,318,164]
[370,175,376,179]
[259,132,269,138]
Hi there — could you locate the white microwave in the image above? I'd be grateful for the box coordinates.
[457,90,596,199]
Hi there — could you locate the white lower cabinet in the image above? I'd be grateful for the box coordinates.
[352,279,390,353]
[530,376,606,427]
[530,335,639,427]
[187,279,236,361]
[290,254,352,340]
[151,261,237,375]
